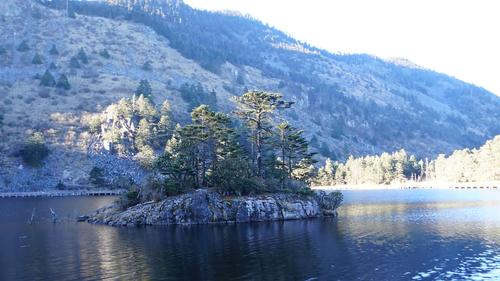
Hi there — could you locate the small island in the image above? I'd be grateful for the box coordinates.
[85,90,343,225]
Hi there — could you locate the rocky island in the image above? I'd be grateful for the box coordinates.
[88,189,342,226]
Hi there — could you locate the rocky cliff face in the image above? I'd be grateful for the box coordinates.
[88,189,342,226]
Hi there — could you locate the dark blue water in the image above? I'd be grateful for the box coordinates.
[1,190,499,280]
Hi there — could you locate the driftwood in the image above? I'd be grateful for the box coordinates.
[28,208,36,224]
[49,208,58,223]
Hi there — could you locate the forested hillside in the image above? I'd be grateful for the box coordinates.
[61,0,500,159]
[315,135,500,185]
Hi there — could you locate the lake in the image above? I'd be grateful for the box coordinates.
[1,190,499,280]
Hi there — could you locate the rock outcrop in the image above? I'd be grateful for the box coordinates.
[88,189,342,226]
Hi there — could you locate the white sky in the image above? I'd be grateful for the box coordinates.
[185,0,500,95]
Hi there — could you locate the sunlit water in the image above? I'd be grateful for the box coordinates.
[1,190,499,280]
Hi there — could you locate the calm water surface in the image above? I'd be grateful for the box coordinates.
[1,190,499,280]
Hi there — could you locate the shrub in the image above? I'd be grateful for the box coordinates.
[55,181,65,190]
[56,74,71,90]
[38,89,50,98]
[40,70,56,87]
[89,167,106,186]
[118,188,140,209]
[295,187,315,196]
[21,132,49,167]
[0,46,6,55]
[17,40,30,52]
[32,53,43,64]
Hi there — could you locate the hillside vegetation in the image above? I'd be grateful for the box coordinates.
[0,0,499,190]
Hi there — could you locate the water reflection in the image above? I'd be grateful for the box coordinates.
[1,190,500,280]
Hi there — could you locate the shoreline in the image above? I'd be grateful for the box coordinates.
[0,189,126,198]
[313,181,500,191]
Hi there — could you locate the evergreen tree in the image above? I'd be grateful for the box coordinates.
[135,80,153,99]
[155,126,197,191]
[276,121,316,188]
[40,70,56,87]
[134,94,157,120]
[69,56,81,68]
[49,62,57,70]
[135,119,152,152]
[156,100,173,146]
[17,40,30,52]
[99,49,110,59]
[142,61,153,71]
[56,74,71,90]
[32,53,43,65]
[77,48,88,64]
[49,44,59,55]
[234,90,293,177]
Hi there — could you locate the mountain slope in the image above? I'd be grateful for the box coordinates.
[67,0,500,157]
[0,0,499,190]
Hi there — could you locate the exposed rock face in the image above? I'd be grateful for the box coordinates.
[88,189,342,226]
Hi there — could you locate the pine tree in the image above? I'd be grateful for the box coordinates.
[32,53,43,65]
[134,94,157,120]
[135,80,153,99]
[234,90,293,177]
[40,70,56,87]
[135,119,152,152]
[77,48,88,64]
[17,40,30,52]
[69,56,81,68]
[99,49,110,59]
[142,61,153,71]
[56,74,71,90]
[49,44,59,55]
[49,62,57,70]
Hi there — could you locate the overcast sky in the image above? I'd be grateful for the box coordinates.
[185,0,500,95]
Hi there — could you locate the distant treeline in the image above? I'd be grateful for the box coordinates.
[315,135,500,185]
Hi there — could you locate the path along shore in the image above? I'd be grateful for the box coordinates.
[312,181,500,191]
[0,189,126,198]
